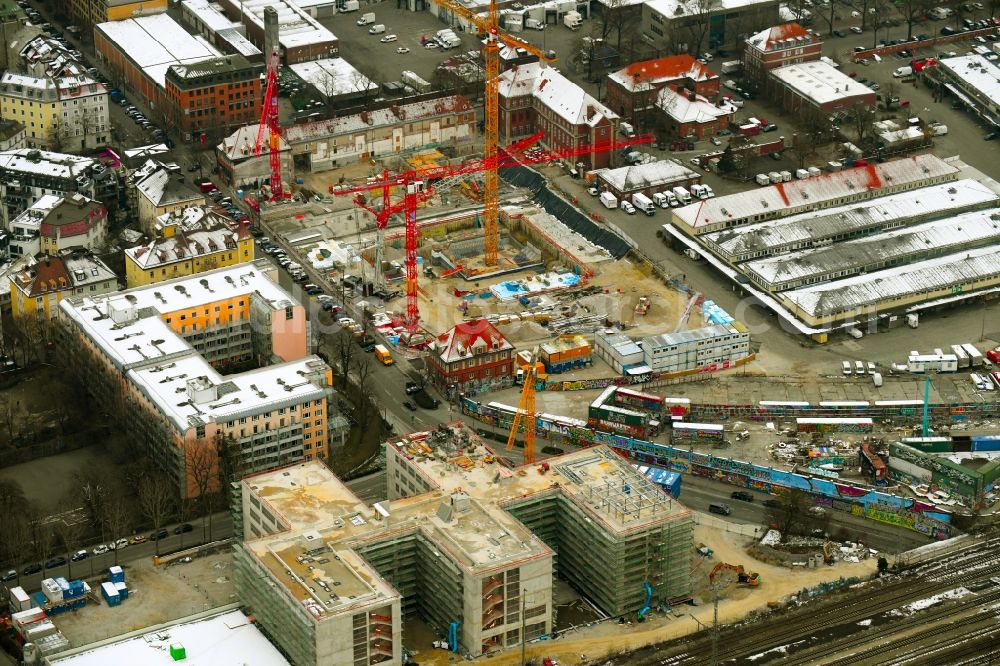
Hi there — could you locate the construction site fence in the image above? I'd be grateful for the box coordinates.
[537,354,755,391]
[460,397,959,540]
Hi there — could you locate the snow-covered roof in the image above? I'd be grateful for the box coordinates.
[134,166,204,207]
[289,58,378,99]
[218,0,336,49]
[282,95,473,143]
[939,55,1000,109]
[498,63,618,127]
[125,207,248,270]
[180,0,241,33]
[647,0,777,19]
[435,319,514,364]
[703,178,998,257]
[746,22,818,52]
[770,61,874,106]
[608,54,718,93]
[219,124,291,160]
[48,609,290,666]
[0,148,96,179]
[783,244,1000,318]
[673,154,959,232]
[596,160,699,192]
[745,207,1000,287]
[656,87,734,124]
[217,27,262,58]
[95,14,222,87]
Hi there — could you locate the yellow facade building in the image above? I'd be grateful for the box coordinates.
[68,0,167,30]
[8,248,117,320]
[0,73,109,150]
[124,206,254,287]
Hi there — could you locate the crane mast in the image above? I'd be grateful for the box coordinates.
[254,51,283,200]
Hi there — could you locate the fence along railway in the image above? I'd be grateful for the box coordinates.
[607,535,1000,665]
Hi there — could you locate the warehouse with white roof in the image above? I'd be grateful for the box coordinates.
[768,60,876,113]
[595,160,700,198]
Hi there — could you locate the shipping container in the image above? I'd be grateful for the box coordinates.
[640,465,682,498]
[961,343,984,366]
[109,566,125,583]
[670,421,724,444]
[951,344,970,368]
[9,586,31,613]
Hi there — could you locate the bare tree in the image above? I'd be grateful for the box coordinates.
[899,0,932,39]
[764,488,815,541]
[0,480,28,580]
[851,0,876,31]
[3,514,32,585]
[137,476,175,557]
[353,356,374,427]
[333,329,355,389]
[792,107,837,168]
[185,439,217,543]
[102,490,132,566]
[846,100,877,146]
[0,395,21,444]
[600,0,638,51]
[684,0,723,57]
[73,470,110,543]
[52,497,86,579]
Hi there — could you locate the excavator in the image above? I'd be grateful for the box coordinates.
[708,562,761,588]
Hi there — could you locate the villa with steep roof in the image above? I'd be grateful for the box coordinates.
[428,319,515,396]
[606,54,720,126]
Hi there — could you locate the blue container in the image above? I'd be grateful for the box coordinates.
[108,566,125,584]
[32,592,47,607]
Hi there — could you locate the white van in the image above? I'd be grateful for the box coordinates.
[620,199,636,214]
[842,361,852,375]
[599,191,617,209]
[368,23,386,34]
[651,192,669,208]
[855,361,865,375]
[893,66,913,78]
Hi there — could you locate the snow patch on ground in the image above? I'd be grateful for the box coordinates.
[897,587,973,614]
[747,639,806,661]
[760,529,781,546]
[856,618,872,626]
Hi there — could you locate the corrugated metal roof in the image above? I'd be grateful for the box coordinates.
[770,61,873,105]
[704,178,998,257]
[746,207,1000,286]
[596,160,698,192]
[675,154,959,231]
[784,244,1000,317]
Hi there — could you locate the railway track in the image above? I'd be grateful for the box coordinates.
[622,536,1000,666]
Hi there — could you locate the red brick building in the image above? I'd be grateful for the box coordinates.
[743,22,823,87]
[655,88,735,141]
[429,319,516,397]
[498,63,619,170]
[164,58,262,138]
[606,55,720,128]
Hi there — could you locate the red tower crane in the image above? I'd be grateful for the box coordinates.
[329,133,653,335]
[254,51,283,200]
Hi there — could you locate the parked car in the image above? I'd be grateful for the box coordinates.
[403,400,418,411]
[93,544,110,555]
[130,534,147,545]
[23,563,42,575]
[405,381,422,395]
[2,569,17,582]
[833,29,846,37]
[150,528,169,541]
[424,41,438,48]
[380,34,397,42]
[762,499,782,509]
[70,550,89,562]
[731,491,754,502]
[45,556,66,569]
[850,26,863,33]
[174,523,194,534]
[587,186,599,196]
[112,538,130,550]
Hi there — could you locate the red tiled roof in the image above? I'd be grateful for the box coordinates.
[435,319,514,363]
[619,55,717,87]
[19,255,69,297]
[747,22,816,51]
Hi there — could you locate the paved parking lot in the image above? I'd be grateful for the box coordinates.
[317,9,483,85]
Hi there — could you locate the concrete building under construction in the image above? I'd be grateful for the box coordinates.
[232,424,694,664]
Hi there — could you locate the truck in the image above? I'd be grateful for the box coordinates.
[631,192,655,215]
[525,17,544,30]
[962,343,984,367]
[374,344,394,366]
[563,10,582,30]
[618,121,635,137]
[951,344,971,368]
[651,191,669,208]
[368,23,386,34]
[356,11,375,25]
[739,122,760,136]
[340,0,359,12]
[599,191,617,209]
[672,186,692,205]
[755,173,770,186]
[720,60,741,74]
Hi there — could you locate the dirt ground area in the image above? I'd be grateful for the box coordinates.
[51,551,237,647]
[412,523,877,666]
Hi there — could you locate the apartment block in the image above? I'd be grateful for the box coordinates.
[96,14,261,140]
[0,72,109,150]
[125,205,254,287]
[642,0,781,53]
[5,193,107,258]
[498,63,619,170]
[58,260,339,497]
[0,148,120,228]
[642,323,750,374]
[232,425,692,665]
[743,22,823,87]
[9,247,117,320]
[130,159,206,232]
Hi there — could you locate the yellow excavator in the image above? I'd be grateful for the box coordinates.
[709,562,761,588]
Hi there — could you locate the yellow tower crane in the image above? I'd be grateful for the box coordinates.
[506,347,539,464]
[432,0,554,266]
